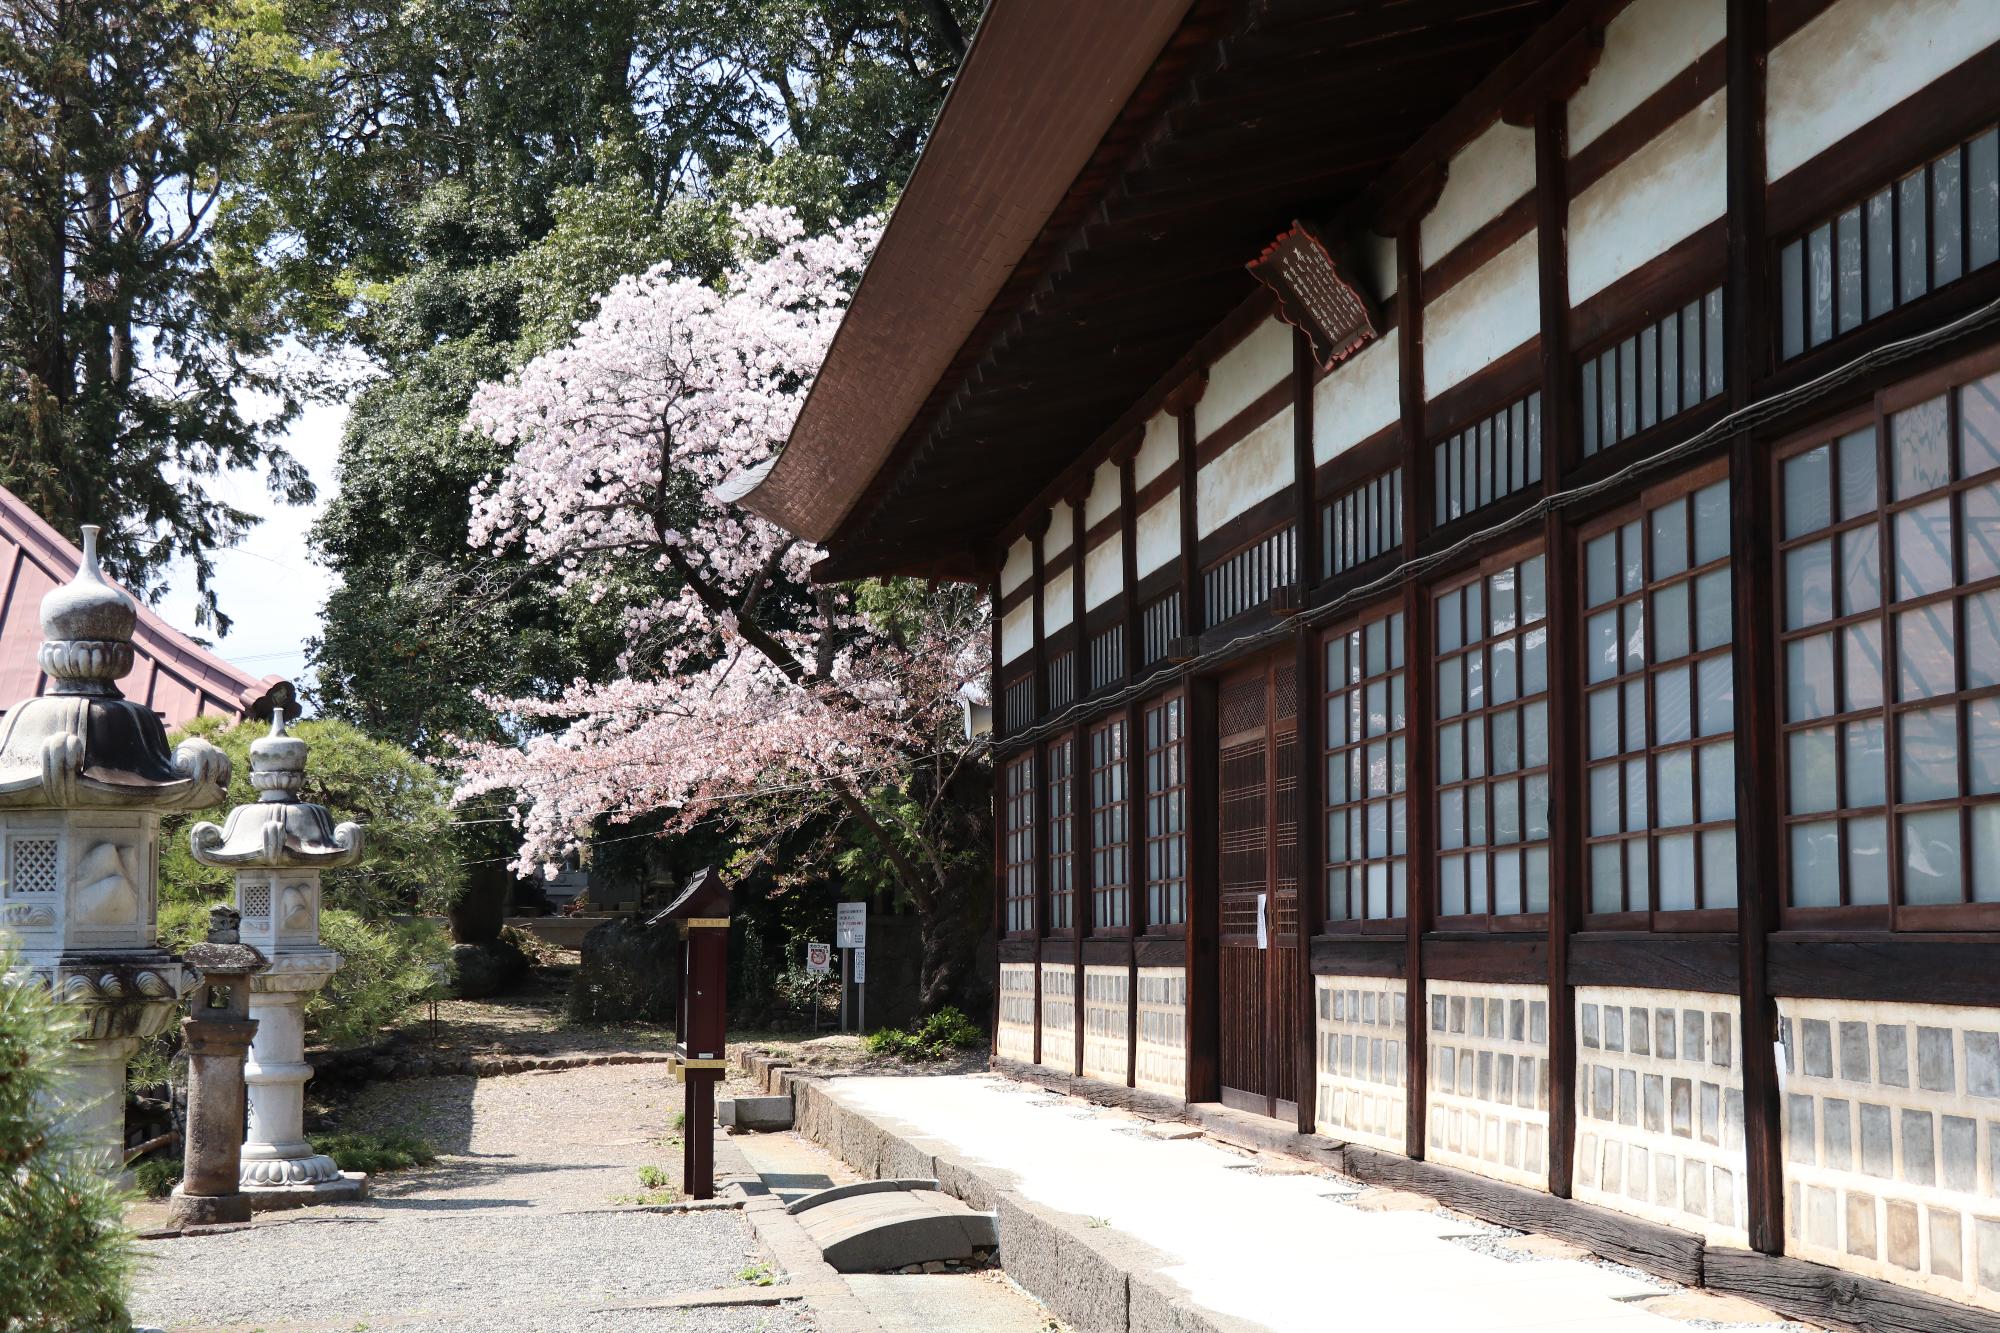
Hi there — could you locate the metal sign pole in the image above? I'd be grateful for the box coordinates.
[840,948,850,1033]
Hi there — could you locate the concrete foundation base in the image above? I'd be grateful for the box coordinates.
[243,1171,369,1212]
[718,1094,795,1132]
[166,1190,252,1228]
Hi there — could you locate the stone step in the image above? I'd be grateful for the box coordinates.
[718,1094,795,1132]
[790,1180,999,1273]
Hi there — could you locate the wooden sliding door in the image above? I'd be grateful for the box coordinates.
[1215,654,1300,1119]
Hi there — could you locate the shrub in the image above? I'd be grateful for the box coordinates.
[863,1006,984,1062]
[0,966,134,1329]
[134,1157,183,1199]
[306,910,454,1048]
[309,1131,437,1174]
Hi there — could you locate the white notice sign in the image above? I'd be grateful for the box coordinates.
[835,901,867,950]
[853,947,867,983]
[1256,893,1268,951]
[806,941,831,975]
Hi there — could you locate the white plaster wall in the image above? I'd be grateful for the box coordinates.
[1570,91,1727,305]
[1313,328,1400,466]
[1135,411,1178,487]
[1043,500,1074,560]
[1084,534,1124,611]
[1769,0,2000,182]
[1570,0,1725,152]
[1196,406,1293,539]
[1084,459,1120,527]
[1424,233,1540,395]
[1362,230,1398,302]
[1422,120,1537,268]
[1000,600,1034,665]
[1001,536,1033,597]
[1197,318,1292,441]
[1135,492,1181,578]
[1042,568,1074,635]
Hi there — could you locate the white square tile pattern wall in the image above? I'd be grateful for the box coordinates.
[1573,987,1749,1246]
[1426,980,1551,1190]
[1039,962,1077,1076]
[1082,965,1130,1085]
[996,962,1036,1063]
[1315,974,1407,1153]
[1135,966,1188,1098]
[1777,997,2000,1313]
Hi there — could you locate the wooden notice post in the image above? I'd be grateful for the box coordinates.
[653,865,731,1200]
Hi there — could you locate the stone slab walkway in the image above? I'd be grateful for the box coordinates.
[813,1074,1810,1333]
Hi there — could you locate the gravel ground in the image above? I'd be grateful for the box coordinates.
[130,1064,814,1333]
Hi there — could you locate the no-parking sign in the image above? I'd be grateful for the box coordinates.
[806,941,831,974]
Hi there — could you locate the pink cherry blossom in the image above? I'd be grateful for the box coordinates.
[453,207,990,875]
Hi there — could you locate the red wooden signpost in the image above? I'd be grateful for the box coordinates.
[653,865,731,1200]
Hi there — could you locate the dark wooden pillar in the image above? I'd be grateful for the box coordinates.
[1120,445,1145,1088]
[1534,97,1585,1201]
[1395,221,1432,1160]
[1726,0,1785,1255]
[1173,375,1219,1104]
[1072,493,1092,1076]
[1292,327,1324,1133]
[1031,518,1049,1066]
[989,567,1007,1056]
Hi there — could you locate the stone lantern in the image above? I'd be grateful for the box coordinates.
[0,526,231,1167]
[189,709,364,1206]
[169,905,264,1227]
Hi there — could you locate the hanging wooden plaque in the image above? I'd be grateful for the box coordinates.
[1247,221,1381,370]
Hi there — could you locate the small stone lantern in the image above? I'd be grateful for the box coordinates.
[168,906,264,1227]
[189,710,364,1206]
[0,526,230,1167]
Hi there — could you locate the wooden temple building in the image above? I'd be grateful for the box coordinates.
[742,0,2000,1324]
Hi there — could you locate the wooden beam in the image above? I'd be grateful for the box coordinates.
[1534,98,1583,1202]
[1703,1247,2000,1333]
[1725,0,1785,1259]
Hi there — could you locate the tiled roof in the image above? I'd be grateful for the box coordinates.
[0,486,289,726]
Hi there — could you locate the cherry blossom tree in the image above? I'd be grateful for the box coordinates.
[453,206,992,1004]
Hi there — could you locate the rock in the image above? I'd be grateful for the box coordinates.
[448,937,531,999]
[566,916,679,1023]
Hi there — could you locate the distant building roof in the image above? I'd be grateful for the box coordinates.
[0,486,291,727]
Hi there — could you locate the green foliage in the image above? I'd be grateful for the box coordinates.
[309,1130,437,1174]
[0,0,317,630]
[636,1164,670,1190]
[134,1157,184,1200]
[161,716,465,920]
[863,1006,983,1062]
[0,965,134,1329]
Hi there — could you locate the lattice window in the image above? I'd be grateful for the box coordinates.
[1324,610,1409,924]
[1778,365,2000,921]
[241,883,273,922]
[1203,524,1296,628]
[1582,291,1725,457]
[1434,551,1552,925]
[1089,624,1124,692]
[1046,736,1076,934]
[1141,592,1182,665]
[1089,718,1130,932]
[1581,473,1739,920]
[1048,649,1076,713]
[1435,392,1542,526]
[1002,756,1036,935]
[1326,467,1403,578]
[1780,126,2000,362]
[1143,695,1187,928]
[8,838,57,895]
[1002,673,1036,734]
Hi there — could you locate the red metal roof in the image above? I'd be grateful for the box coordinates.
[0,486,289,726]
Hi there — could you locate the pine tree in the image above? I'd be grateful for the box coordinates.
[0,963,134,1330]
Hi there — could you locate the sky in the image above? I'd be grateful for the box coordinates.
[155,397,348,704]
